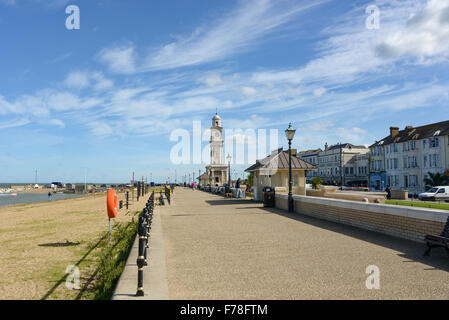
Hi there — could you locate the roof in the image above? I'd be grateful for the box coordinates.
[370,120,449,147]
[298,148,322,156]
[213,113,221,120]
[245,149,316,172]
[327,143,367,151]
[197,173,209,180]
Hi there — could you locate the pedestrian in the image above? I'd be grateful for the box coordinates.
[48,192,52,201]
[385,185,391,200]
[235,178,241,198]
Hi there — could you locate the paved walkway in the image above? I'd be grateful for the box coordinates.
[116,188,449,299]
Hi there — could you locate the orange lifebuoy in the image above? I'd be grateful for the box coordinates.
[107,189,118,218]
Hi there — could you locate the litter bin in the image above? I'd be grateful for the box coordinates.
[263,186,275,207]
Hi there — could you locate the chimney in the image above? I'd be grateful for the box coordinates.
[405,125,413,131]
[325,142,328,151]
[390,126,399,138]
[291,149,297,157]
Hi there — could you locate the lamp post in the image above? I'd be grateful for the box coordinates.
[226,154,232,187]
[285,123,296,212]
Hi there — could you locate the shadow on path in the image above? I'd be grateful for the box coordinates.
[260,205,449,272]
[205,199,255,206]
[202,193,449,272]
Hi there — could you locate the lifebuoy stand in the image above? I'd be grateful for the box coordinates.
[107,189,118,242]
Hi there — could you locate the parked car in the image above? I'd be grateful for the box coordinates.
[419,186,449,201]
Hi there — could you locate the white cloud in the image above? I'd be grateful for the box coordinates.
[97,45,136,74]
[64,71,113,91]
[91,72,114,91]
[46,119,65,128]
[88,122,113,137]
[376,0,449,63]
[200,75,224,87]
[240,86,257,97]
[65,71,90,89]
[336,127,368,143]
[313,87,327,96]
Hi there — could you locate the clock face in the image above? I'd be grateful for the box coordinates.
[215,132,220,138]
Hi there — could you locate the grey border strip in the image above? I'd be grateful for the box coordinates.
[112,205,168,300]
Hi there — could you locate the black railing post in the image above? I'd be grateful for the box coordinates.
[126,191,129,209]
[136,216,147,297]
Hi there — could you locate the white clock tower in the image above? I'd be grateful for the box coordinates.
[205,113,228,186]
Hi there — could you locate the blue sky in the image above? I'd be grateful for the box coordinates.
[1,0,449,183]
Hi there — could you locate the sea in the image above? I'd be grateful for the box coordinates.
[0,193,84,206]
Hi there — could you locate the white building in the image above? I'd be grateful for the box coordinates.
[297,149,322,180]
[377,122,449,195]
[317,143,370,186]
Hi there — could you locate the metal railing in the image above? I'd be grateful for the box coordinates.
[136,191,154,297]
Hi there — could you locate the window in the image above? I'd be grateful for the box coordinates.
[423,155,427,168]
[423,140,427,149]
[429,154,441,167]
[409,175,417,187]
[429,137,439,148]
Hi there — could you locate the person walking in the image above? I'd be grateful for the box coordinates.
[48,192,52,201]
[235,178,241,198]
[385,185,391,200]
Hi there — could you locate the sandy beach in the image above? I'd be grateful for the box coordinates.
[0,190,149,300]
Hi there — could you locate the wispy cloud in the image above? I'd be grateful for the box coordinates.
[98,0,327,74]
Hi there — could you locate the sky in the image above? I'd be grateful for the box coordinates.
[1,0,449,183]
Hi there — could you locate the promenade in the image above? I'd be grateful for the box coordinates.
[115,188,449,300]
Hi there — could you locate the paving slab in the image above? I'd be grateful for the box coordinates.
[159,188,449,299]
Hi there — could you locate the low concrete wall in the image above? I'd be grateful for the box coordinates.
[275,194,448,243]
[306,190,385,204]
[391,190,408,200]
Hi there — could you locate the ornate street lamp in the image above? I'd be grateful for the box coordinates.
[285,123,296,212]
[226,154,232,187]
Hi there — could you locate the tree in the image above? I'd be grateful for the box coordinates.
[247,173,254,187]
[310,176,323,190]
[424,172,449,190]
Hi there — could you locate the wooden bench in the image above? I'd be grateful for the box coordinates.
[424,215,449,257]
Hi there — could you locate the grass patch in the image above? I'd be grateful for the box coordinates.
[386,200,449,211]
[90,219,138,300]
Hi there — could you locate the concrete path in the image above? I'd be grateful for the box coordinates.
[112,205,168,300]
[115,188,449,300]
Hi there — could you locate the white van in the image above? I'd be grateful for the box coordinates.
[418,186,449,201]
